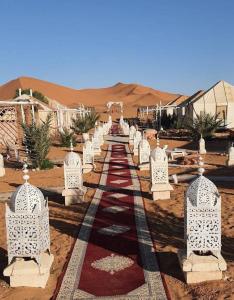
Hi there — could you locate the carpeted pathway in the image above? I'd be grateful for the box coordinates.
[56,127,167,299]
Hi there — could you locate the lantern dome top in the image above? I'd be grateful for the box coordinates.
[151,146,167,161]
[64,151,81,167]
[64,140,81,167]
[10,182,46,213]
[186,174,220,207]
[10,164,46,214]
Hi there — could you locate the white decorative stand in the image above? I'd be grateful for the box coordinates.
[129,125,136,145]
[226,144,234,166]
[150,139,173,200]
[178,157,227,283]
[4,164,53,288]
[199,136,206,154]
[0,153,5,177]
[138,138,151,170]
[62,142,87,206]
[83,140,94,173]
[133,131,142,156]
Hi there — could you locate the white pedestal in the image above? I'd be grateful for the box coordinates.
[227,159,234,166]
[62,188,86,206]
[178,249,227,284]
[151,183,173,201]
[0,167,5,177]
[138,162,149,171]
[94,149,101,156]
[83,163,93,173]
[3,253,54,288]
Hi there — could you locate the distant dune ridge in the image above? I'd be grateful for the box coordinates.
[0,76,186,116]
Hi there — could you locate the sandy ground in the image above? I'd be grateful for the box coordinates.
[0,143,108,300]
[0,135,233,300]
[133,138,234,300]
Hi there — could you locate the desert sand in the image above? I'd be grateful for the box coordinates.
[132,137,234,300]
[0,76,186,118]
[0,143,108,300]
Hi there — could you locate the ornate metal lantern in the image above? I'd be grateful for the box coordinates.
[150,145,169,186]
[185,159,221,258]
[64,143,83,190]
[5,164,50,265]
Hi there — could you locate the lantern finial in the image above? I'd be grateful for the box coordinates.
[70,139,74,152]
[23,163,29,183]
[156,134,160,147]
[198,155,205,176]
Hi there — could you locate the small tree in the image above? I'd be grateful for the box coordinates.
[185,112,223,140]
[71,111,100,134]
[59,128,77,147]
[22,114,52,169]
[86,111,100,128]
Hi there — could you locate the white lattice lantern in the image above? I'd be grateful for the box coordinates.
[129,126,136,145]
[133,131,142,156]
[4,164,54,288]
[5,165,50,265]
[138,138,151,170]
[83,140,94,173]
[178,159,227,283]
[62,143,86,205]
[150,142,173,200]
[185,173,221,258]
[0,153,5,177]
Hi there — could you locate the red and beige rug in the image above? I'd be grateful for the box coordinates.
[56,132,167,299]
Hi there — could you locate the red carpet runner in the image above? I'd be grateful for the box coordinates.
[56,128,167,299]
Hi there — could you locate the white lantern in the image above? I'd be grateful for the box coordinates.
[5,164,50,265]
[150,141,173,200]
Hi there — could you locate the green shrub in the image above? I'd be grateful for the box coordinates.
[71,111,100,134]
[22,114,52,169]
[185,112,223,140]
[40,159,54,170]
[59,128,77,147]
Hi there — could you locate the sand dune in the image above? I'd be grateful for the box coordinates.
[0,76,186,116]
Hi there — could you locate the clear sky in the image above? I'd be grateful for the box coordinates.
[0,0,233,95]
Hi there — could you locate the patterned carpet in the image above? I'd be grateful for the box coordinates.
[56,126,167,299]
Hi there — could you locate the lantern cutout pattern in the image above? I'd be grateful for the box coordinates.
[177,157,227,284]
[150,138,173,200]
[5,163,50,265]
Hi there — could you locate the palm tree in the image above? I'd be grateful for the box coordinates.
[71,111,100,134]
[185,112,223,140]
[22,114,52,168]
